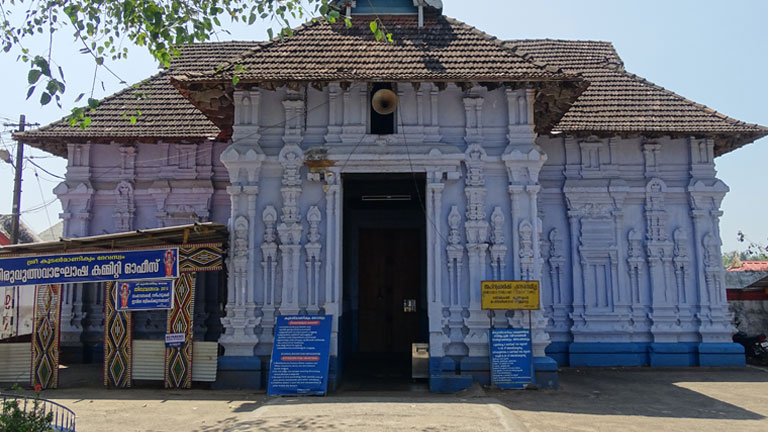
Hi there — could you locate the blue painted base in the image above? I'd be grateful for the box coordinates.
[213,356,262,390]
[546,342,570,367]
[429,374,474,393]
[569,343,649,367]
[534,356,559,389]
[649,343,698,367]
[699,343,745,367]
[428,355,558,392]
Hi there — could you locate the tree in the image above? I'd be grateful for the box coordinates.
[0,1,390,124]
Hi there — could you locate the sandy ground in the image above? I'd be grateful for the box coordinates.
[3,365,768,431]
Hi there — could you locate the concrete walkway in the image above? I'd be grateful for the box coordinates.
[234,396,526,432]
[5,366,768,431]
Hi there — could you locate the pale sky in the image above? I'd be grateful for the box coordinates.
[1,0,766,253]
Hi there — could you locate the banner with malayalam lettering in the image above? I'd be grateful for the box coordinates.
[0,248,179,288]
[116,280,174,311]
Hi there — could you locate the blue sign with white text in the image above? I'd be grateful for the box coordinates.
[0,248,179,288]
[117,280,174,311]
[267,315,332,396]
[490,328,534,389]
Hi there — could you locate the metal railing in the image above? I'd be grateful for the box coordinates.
[1,393,76,431]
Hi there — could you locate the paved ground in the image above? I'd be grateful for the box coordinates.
[4,366,768,431]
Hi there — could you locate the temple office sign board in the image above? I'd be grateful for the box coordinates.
[0,248,179,288]
[490,329,534,389]
[481,281,540,310]
[116,280,174,311]
[268,315,332,396]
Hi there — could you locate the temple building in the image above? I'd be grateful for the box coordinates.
[14,0,768,391]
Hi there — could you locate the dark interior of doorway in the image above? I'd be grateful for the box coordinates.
[340,174,428,391]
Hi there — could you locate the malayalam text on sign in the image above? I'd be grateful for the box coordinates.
[481,280,540,310]
[267,315,332,396]
[0,248,179,288]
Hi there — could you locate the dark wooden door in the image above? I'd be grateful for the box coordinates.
[358,228,421,354]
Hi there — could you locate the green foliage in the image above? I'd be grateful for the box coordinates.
[1,0,391,126]
[0,385,54,432]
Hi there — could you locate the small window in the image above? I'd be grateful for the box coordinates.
[370,83,396,135]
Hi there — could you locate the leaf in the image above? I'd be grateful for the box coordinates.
[28,69,41,84]
[129,116,137,124]
[81,117,92,129]
[87,98,100,109]
[232,75,240,86]
[40,92,51,105]
[74,93,85,103]
[370,21,378,33]
[58,66,66,82]
[26,86,36,100]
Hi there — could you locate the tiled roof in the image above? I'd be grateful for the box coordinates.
[19,25,767,157]
[506,39,768,155]
[728,261,768,272]
[175,15,576,83]
[17,73,221,156]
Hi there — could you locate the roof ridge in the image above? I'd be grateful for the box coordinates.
[441,16,570,77]
[504,39,625,72]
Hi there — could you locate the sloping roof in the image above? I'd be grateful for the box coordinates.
[16,73,221,156]
[728,260,768,272]
[0,215,42,244]
[506,39,768,155]
[17,26,767,157]
[176,16,575,83]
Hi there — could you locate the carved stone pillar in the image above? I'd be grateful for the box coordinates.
[462,144,490,357]
[219,124,266,356]
[426,171,448,357]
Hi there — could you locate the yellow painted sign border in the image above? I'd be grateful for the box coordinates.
[481,280,540,310]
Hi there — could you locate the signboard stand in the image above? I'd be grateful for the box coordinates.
[267,315,332,396]
[482,280,540,390]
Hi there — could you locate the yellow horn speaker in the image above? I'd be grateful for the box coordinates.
[371,88,398,115]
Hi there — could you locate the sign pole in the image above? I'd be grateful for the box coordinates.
[528,309,534,387]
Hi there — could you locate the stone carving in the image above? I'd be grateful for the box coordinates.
[489,207,507,281]
[445,206,468,356]
[673,228,690,304]
[519,220,534,281]
[305,206,323,312]
[113,181,135,232]
[463,144,490,356]
[260,206,279,341]
[645,179,668,242]
[277,144,305,315]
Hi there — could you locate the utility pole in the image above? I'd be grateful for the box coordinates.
[9,115,25,245]
[3,115,38,245]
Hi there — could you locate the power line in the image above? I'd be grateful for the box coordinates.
[26,158,66,180]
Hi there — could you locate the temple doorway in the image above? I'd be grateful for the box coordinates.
[341,174,428,389]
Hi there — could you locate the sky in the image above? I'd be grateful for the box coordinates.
[0,0,766,253]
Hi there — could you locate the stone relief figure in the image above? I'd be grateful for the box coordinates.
[519,220,534,281]
[305,206,323,310]
[490,207,507,281]
[113,180,135,232]
[233,217,249,275]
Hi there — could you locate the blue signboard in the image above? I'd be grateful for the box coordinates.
[116,280,174,311]
[490,328,534,389]
[267,315,332,396]
[0,248,179,288]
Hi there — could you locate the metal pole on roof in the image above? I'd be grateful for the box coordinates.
[8,115,26,245]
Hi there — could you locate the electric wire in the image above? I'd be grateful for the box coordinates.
[32,166,55,230]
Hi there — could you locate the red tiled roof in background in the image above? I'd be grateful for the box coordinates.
[727,261,768,272]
